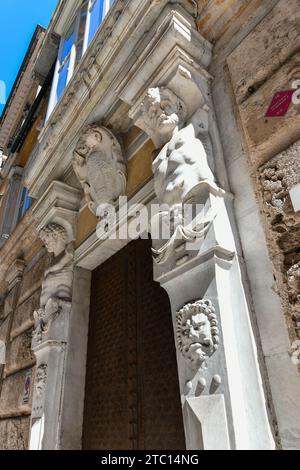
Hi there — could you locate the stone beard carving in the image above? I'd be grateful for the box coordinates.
[73,124,127,216]
[35,364,48,398]
[33,223,74,345]
[176,299,219,369]
[141,87,187,148]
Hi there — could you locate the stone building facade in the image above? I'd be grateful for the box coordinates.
[0,0,299,450]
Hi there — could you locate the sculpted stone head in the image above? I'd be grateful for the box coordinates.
[176,299,219,369]
[73,124,127,215]
[141,87,187,148]
[74,124,103,160]
[39,223,68,257]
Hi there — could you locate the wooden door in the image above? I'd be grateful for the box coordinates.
[82,238,185,450]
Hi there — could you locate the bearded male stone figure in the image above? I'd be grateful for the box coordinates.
[141,87,216,264]
[141,87,215,209]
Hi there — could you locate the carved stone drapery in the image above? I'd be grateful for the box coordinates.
[73,124,127,216]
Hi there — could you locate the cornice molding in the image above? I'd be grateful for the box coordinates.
[24,1,211,199]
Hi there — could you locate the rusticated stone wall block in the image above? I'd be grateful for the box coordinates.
[11,289,40,338]
[227,0,300,169]
[0,417,31,450]
[5,329,35,375]
[0,368,34,415]
[227,0,300,105]
[19,253,48,303]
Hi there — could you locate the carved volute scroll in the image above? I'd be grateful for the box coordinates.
[73,124,127,216]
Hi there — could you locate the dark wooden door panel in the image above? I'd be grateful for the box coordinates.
[82,238,185,450]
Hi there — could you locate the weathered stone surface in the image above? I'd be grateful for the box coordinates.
[0,316,10,343]
[258,144,300,345]
[11,289,40,338]
[235,54,300,168]
[227,0,300,104]
[0,299,4,321]
[0,417,30,450]
[0,368,34,415]
[19,254,48,303]
[3,288,15,320]
[5,329,35,374]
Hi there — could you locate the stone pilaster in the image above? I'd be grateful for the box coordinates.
[124,6,274,449]
[28,181,81,450]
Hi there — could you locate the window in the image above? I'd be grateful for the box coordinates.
[88,0,104,46]
[46,0,114,120]
[56,21,76,100]
[18,187,32,221]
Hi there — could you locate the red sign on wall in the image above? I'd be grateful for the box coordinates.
[265,90,294,117]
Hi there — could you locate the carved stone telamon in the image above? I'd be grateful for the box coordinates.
[73,124,127,216]
[176,299,219,370]
[142,87,216,206]
[140,87,217,264]
[32,223,74,346]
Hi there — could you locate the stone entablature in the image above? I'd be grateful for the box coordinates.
[24,2,212,199]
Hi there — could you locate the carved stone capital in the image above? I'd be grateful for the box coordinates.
[73,124,127,216]
[5,259,25,291]
[32,181,81,243]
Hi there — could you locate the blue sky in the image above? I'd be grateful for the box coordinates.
[0,0,58,115]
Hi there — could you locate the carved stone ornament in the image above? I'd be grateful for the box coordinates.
[151,203,217,265]
[73,124,127,216]
[259,146,300,341]
[35,364,47,398]
[290,340,300,366]
[32,223,74,346]
[260,146,300,214]
[140,87,187,148]
[176,299,219,370]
